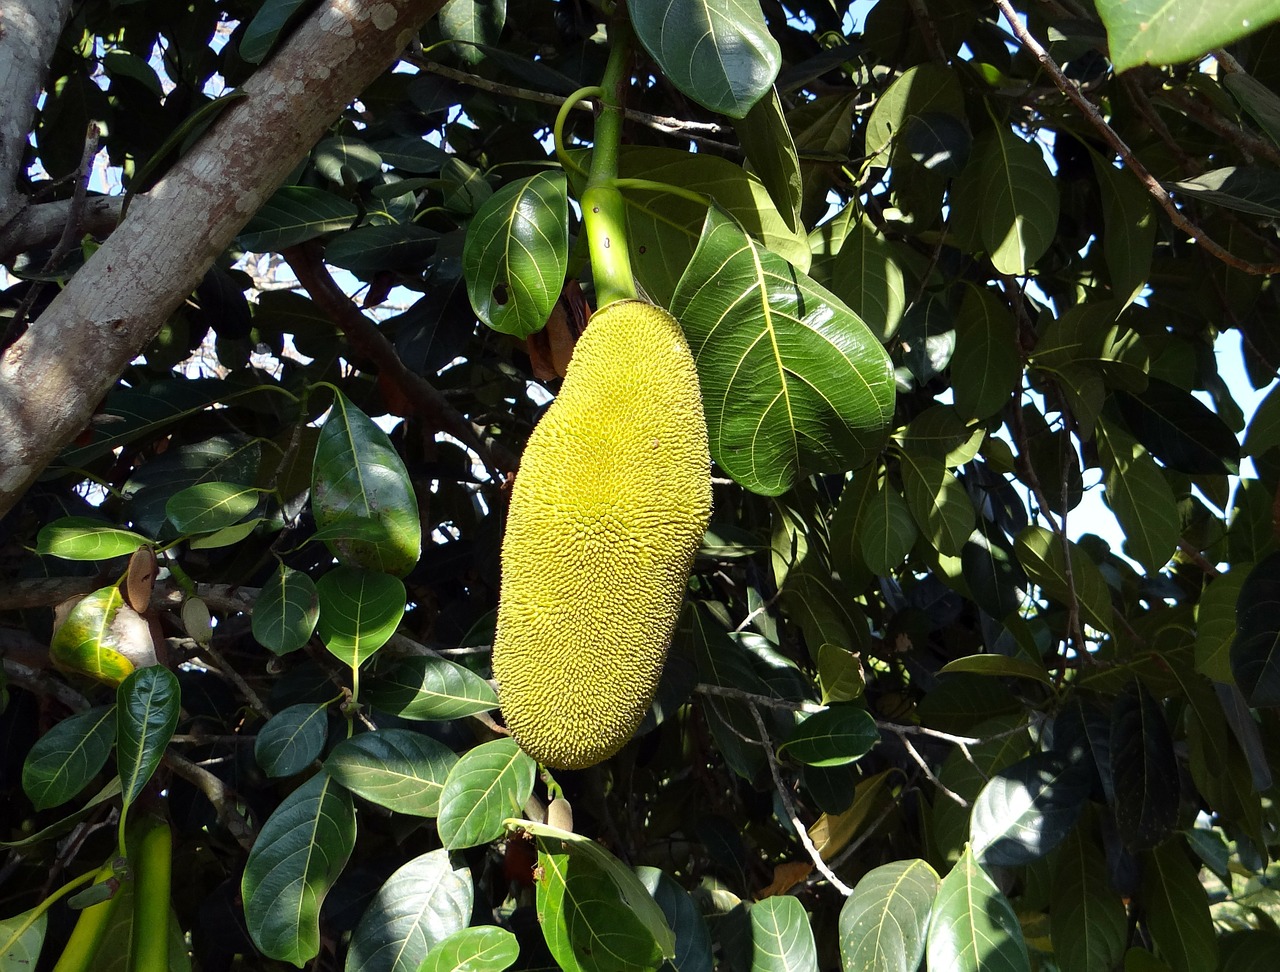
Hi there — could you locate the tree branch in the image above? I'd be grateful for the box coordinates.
[0,0,451,519]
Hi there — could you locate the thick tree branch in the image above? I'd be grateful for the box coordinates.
[0,0,449,519]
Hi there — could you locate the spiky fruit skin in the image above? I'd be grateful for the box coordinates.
[493,299,712,769]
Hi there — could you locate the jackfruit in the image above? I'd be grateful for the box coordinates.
[493,299,712,769]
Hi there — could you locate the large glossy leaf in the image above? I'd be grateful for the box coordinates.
[1100,0,1280,72]
[523,819,675,971]
[969,751,1090,866]
[36,517,149,561]
[165,481,259,535]
[777,704,878,768]
[311,390,421,576]
[735,87,802,232]
[242,772,356,965]
[966,127,1058,275]
[416,926,520,972]
[1015,526,1114,634]
[252,563,320,655]
[828,222,905,342]
[1140,839,1217,971]
[463,171,568,338]
[437,739,536,849]
[637,867,714,972]
[237,186,358,251]
[116,666,180,808]
[49,585,150,685]
[344,849,472,972]
[255,702,330,778]
[363,654,498,720]
[22,705,115,811]
[1050,820,1127,972]
[926,847,1029,972]
[671,205,895,496]
[950,286,1020,421]
[899,451,973,557]
[1095,418,1180,573]
[748,896,816,972]
[628,0,780,118]
[325,728,458,817]
[1110,680,1178,850]
[1230,552,1280,706]
[839,859,939,972]
[1112,379,1240,475]
[315,567,406,668]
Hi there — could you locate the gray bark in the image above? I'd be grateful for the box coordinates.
[0,0,446,518]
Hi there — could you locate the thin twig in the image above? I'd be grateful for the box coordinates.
[694,682,823,713]
[1179,539,1221,578]
[894,731,967,806]
[193,640,272,720]
[745,702,854,895]
[992,0,1280,275]
[164,752,256,850]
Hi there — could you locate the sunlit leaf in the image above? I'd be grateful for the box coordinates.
[326,728,458,817]
[749,896,816,972]
[1098,0,1280,71]
[364,654,498,720]
[926,846,1029,972]
[840,859,939,972]
[315,567,406,668]
[36,517,149,561]
[437,739,536,849]
[970,752,1090,866]
[777,704,878,767]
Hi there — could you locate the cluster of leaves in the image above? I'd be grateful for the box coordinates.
[8,0,1280,969]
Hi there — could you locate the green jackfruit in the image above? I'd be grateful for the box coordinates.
[493,299,712,769]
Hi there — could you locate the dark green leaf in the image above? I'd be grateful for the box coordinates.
[938,655,1052,685]
[1140,839,1218,971]
[463,172,568,338]
[967,128,1059,275]
[1197,564,1250,682]
[1015,526,1114,634]
[165,481,259,535]
[899,450,974,557]
[636,867,714,972]
[970,752,1090,866]
[1092,153,1156,310]
[1096,418,1180,573]
[255,702,329,778]
[439,0,507,65]
[238,0,309,63]
[437,739,536,849]
[1173,165,1280,218]
[344,849,472,972]
[777,704,878,767]
[926,846,1029,972]
[1112,379,1240,475]
[364,654,498,720]
[735,87,803,232]
[311,391,421,576]
[1050,819,1127,972]
[748,896,816,972]
[950,285,1021,421]
[36,517,149,561]
[325,728,458,817]
[1099,0,1280,71]
[414,926,520,972]
[628,0,780,117]
[839,859,939,972]
[116,666,180,808]
[237,186,358,252]
[22,705,116,811]
[325,224,439,275]
[1231,552,1280,705]
[313,135,384,183]
[242,772,356,966]
[252,563,320,655]
[672,205,895,496]
[864,63,964,166]
[315,567,406,668]
[1110,680,1178,850]
[828,222,906,342]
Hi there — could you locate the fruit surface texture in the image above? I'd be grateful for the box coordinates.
[493,299,712,769]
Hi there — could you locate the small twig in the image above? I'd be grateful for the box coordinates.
[1161,85,1280,169]
[1179,539,1221,578]
[894,731,967,806]
[904,0,947,64]
[694,682,824,713]
[873,720,981,746]
[170,733,256,744]
[992,0,1280,276]
[164,752,256,850]
[192,640,272,721]
[825,786,904,873]
[745,702,854,895]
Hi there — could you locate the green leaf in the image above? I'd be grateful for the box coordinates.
[439,0,507,65]
[188,516,263,549]
[165,481,259,535]
[636,867,714,972]
[748,896,816,972]
[344,849,473,972]
[364,654,498,720]
[1110,680,1179,851]
[463,171,568,338]
[1050,818,1128,972]
[1095,418,1180,573]
[926,846,1030,972]
[950,285,1021,421]
[1015,526,1114,634]
[523,819,675,970]
[238,0,309,63]
[970,127,1059,275]
[36,517,149,561]
[0,779,122,850]
[735,87,803,232]
[315,568,406,668]
[0,908,46,972]
[671,204,895,496]
[1231,552,1280,705]
[1099,0,1280,71]
[864,63,965,167]
[116,666,180,809]
[415,926,520,972]
[818,643,865,705]
[255,702,329,778]
[437,739,536,850]
[1173,165,1280,218]
[1196,564,1250,682]
[901,407,984,467]
[1226,71,1280,149]
[628,0,780,118]
[938,655,1052,686]
[839,859,939,972]
[828,222,906,342]
[969,752,1090,866]
[1112,379,1240,475]
[778,704,878,767]
[1140,839,1217,972]
[313,135,384,184]
[325,224,439,275]
[242,772,356,966]
[238,186,358,251]
[22,705,116,811]
[49,585,144,685]
[899,451,973,558]
[857,476,916,575]
[311,391,421,576]
[325,728,458,817]
[1091,153,1156,311]
[252,564,320,655]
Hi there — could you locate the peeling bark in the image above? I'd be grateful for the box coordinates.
[0,0,447,518]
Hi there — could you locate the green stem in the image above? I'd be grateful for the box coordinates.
[52,865,120,972]
[0,868,100,957]
[128,815,172,972]
[612,178,709,207]
[553,86,602,180]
